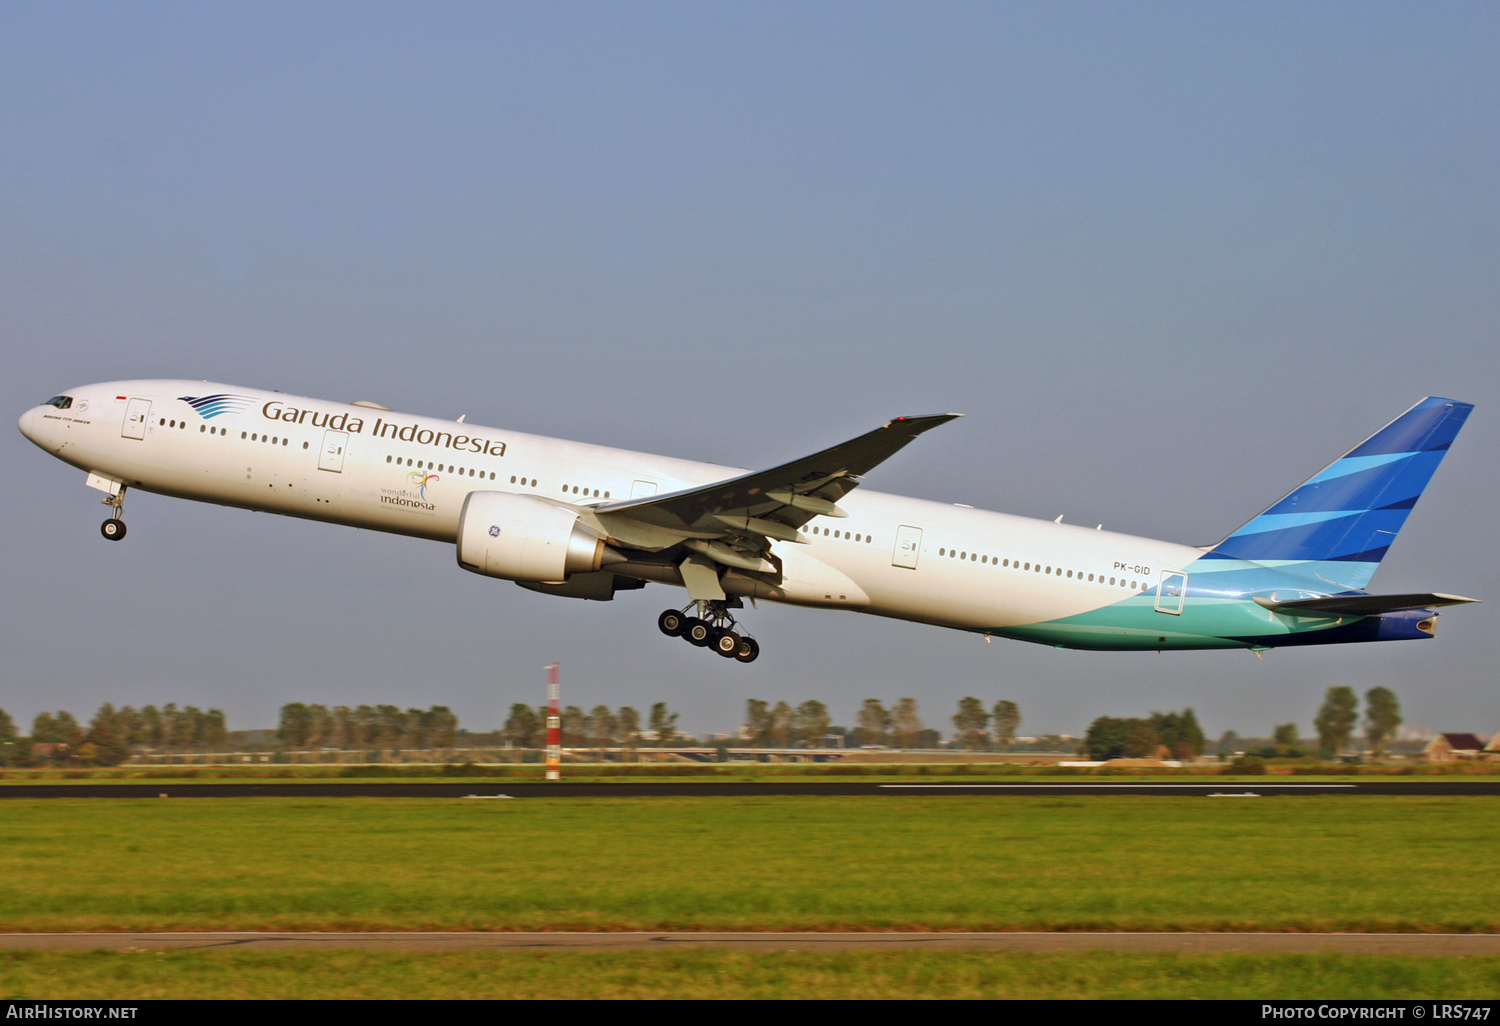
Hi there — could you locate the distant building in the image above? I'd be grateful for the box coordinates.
[1424,733,1489,763]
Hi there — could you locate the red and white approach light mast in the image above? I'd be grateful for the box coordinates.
[545,663,561,782]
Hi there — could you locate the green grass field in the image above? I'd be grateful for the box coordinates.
[5,949,1500,1000]
[2,796,1497,933]
[0,761,1491,785]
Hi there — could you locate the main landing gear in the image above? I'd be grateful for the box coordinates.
[657,602,760,663]
[100,485,128,542]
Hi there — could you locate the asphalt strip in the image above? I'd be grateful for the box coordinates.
[877,783,1358,788]
[3,781,1496,797]
[1,933,1496,954]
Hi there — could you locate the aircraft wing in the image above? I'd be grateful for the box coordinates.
[586,414,960,566]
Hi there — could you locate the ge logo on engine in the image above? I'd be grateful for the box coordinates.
[489,525,501,537]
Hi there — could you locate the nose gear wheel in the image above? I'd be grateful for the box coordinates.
[99,486,128,542]
[655,601,760,663]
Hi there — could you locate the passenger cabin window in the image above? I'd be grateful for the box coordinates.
[44,396,73,409]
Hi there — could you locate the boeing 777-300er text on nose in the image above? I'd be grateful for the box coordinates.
[19,384,1478,662]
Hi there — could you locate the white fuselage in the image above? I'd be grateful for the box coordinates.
[20,380,1201,636]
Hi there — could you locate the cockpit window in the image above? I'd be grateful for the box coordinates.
[44,396,73,409]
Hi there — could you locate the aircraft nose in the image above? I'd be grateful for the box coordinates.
[18,406,37,442]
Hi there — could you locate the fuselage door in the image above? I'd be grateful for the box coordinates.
[318,430,348,473]
[630,480,657,499]
[121,398,151,440]
[1155,571,1187,615]
[892,525,923,569]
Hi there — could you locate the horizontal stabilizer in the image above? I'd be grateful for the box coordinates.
[1254,593,1481,617]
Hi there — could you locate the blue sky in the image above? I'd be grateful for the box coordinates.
[3,2,1496,740]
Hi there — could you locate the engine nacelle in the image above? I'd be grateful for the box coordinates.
[456,491,606,583]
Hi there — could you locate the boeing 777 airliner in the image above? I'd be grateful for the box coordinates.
[19,383,1477,662]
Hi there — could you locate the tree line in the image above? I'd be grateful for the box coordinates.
[489,696,1026,751]
[500,703,683,749]
[274,697,1031,751]
[1084,710,1206,760]
[0,697,1030,762]
[1083,687,1406,762]
[0,704,227,767]
[0,685,1412,767]
[276,703,459,749]
[729,697,1025,750]
[1219,686,1403,760]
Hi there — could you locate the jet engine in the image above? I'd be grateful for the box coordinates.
[456,492,610,583]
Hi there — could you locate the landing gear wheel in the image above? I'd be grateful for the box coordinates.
[101,518,127,541]
[713,630,741,658]
[669,599,758,662]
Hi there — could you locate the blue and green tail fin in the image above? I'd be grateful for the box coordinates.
[1202,396,1473,590]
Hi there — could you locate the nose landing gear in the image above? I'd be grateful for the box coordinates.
[657,601,760,663]
[99,485,128,541]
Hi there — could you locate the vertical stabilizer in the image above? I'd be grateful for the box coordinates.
[1202,397,1472,589]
